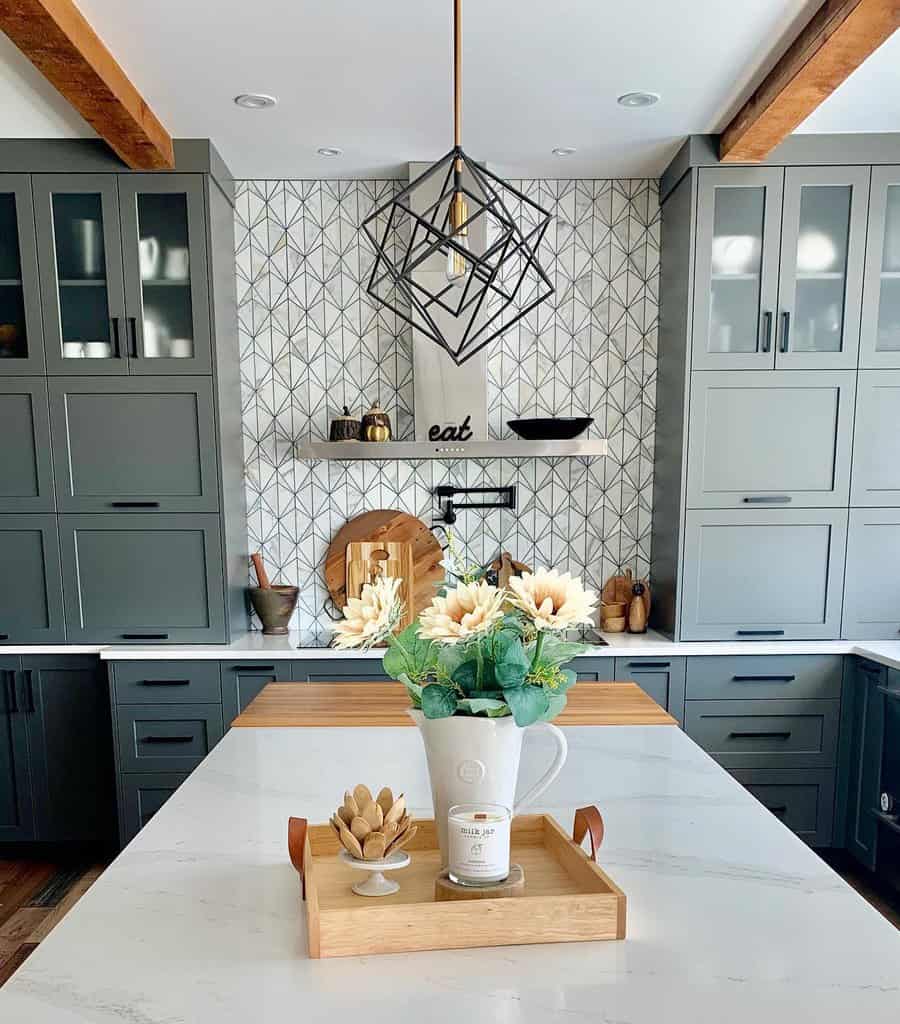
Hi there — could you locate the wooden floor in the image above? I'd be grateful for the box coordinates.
[0,852,896,987]
[0,858,106,986]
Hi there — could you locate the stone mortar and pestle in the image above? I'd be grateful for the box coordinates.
[248,552,299,635]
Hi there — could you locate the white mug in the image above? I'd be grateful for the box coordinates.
[139,237,161,280]
[83,341,112,359]
[164,247,190,281]
[169,337,193,359]
[63,341,85,359]
[143,318,164,358]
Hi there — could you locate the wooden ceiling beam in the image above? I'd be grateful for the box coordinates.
[720,0,900,163]
[0,0,174,170]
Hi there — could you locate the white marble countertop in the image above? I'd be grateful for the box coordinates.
[8,628,898,670]
[2,722,899,1021]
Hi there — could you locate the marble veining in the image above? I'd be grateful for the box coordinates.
[1,724,898,1022]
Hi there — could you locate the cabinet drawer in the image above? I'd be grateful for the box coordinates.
[116,704,223,772]
[680,509,847,640]
[120,771,189,844]
[685,699,839,769]
[731,769,835,846]
[686,655,843,700]
[571,657,616,682]
[613,657,686,723]
[112,661,222,704]
[290,660,390,682]
[221,662,295,724]
[686,371,855,509]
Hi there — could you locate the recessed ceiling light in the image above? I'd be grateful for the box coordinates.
[317,146,343,157]
[234,93,277,109]
[617,91,660,108]
[552,146,577,157]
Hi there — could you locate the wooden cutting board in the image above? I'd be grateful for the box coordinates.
[345,541,415,629]
[324,510,444,619]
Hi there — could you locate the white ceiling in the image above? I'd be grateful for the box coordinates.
[3,0,889,179]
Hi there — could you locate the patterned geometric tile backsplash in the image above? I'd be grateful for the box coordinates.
[235,177,659,632]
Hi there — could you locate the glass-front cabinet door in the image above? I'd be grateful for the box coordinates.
[117,175,211,374]
[0,175,45,374]
[692,167,784,370]
[33,175,128,375]
[860,166,900,368]
[775,166,869,369]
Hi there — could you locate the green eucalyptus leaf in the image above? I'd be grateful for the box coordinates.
[382,623,438,684]
[397,674,423,708]
[493,633,530,689]
[451,658,496,695]
[528,635,589,668]
[436,643,468,678]
[421,683,458,719]
[503,684,550,727]
[556,668,578,693]
[541,692,568,721]
[456,697,511,718]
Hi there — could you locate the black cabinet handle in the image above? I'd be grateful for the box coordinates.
[628,661,670,669]
[233,664,276,672]
[0,634,8,641]
[736,629,785,637]
[767,804,788,816]
[110,501,161,508]
[761,310,773,353]
[127,316,139,357]
[876,686,900,701]
[728,730,792,741]
[140,735,194,744]
[121,633,169,640]
[110,316,121,358]
[4,671,17,714]
[742,495,791,504]
[732,674,796,683]
[779,310,791,353]
[140,679,191,687]
[23,669,35,713]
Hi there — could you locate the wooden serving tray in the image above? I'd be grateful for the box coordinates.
[288,806,625,958]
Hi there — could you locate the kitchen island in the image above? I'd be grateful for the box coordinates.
[1,715,898,1021]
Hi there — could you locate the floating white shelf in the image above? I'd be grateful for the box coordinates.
[294,438,609,461]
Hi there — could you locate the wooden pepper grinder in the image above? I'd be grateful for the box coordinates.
[628,581,648,634]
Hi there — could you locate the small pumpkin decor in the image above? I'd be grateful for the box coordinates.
[360,401,392,442]
[329,406,361,442]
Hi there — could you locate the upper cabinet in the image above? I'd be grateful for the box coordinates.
[31,174,211,376]
[692,166,869,371]
[0,175,45,374]
[860,166,900,368]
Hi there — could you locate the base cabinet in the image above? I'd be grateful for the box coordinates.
[844,659,885,870]
[613,657,686,723]
[732,768,835,846]
[221,662,297,725]
[120,772,189,839]
[0,655,33,840]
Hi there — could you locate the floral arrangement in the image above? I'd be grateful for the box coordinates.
[333,544,598,727]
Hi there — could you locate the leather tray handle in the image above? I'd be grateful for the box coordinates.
[288,817,308,899]
[573,805,605,860]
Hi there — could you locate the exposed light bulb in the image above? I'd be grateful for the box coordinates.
[446,234,470,287]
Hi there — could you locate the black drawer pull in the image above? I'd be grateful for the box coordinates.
[628,661,670,669]
[728,730,792,741]
[23,669,35,713]
[767,804,788,816]
[140,735,194,744]
[742,495,791,504]
[121,633,170,640]
[732,675,796,683]
[0,634,8,641]
[736,630,785,637]
[761,310,773,353]
[233,665,276,672]
[4,671,17,714]
[110,501,161,508]
[876,686,900,702]
[140,679,191,687]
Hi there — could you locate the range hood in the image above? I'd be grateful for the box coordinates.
[294,164,607,462]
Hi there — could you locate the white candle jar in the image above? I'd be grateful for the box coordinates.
[447,803,511,886]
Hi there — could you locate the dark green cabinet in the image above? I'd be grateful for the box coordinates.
[120,772,188,839]
[22,655,115,842]
[732,768,835,846]
[0,174,45,374]
[0,656,34,840]
[290,661,391,683]
[0,515,65,644]
[116,704,223,772]
[613,656,686,723]
[48,377,219,512]
[0,379,55,512]
[59,513,226,643]
[221,662,296,724]
[845,659,885,869]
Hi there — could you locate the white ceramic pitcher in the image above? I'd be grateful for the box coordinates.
[408,709,568,863]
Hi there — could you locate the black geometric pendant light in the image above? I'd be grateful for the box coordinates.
[360,0,555,366]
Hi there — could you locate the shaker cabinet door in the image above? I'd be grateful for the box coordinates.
[117,175,211,374]
[686,371,855,508]
[0,174,45,374]
[48,377,219,512]
[845,660,884,869]
[0,655,35,841]
[221,662,295,726]
[843,509,900,639]
[0,515,65,644]
[0,379,55,512]
[774,166,869,369]
[692,167,784,371]
[613,656,686,724]
[850,371,900,506]
[680,509,847,640]
[59,513,225,643]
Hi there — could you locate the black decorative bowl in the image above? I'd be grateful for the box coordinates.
[507,416,594,441]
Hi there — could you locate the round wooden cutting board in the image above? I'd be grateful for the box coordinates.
[324,510,445,616]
